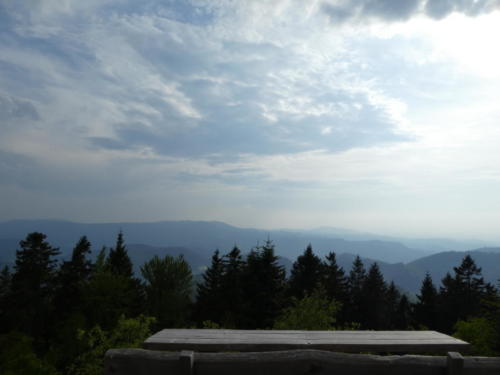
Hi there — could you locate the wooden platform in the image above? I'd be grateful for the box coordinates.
[143,329,470,353]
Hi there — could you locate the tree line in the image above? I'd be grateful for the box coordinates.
[1,231,500,374]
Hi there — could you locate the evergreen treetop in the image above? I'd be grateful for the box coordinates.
[288,244,324,299]
[105,231,133,278]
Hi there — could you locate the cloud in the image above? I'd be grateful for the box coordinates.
[425,0,500,19]
[0,94,39,121]
[0,0,410,163]
[322,0,500,23]
[1,0,500,239]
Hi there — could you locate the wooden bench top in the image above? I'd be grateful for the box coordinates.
[143,329,470,353]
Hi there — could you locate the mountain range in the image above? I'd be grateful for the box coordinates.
[1,219,499,294]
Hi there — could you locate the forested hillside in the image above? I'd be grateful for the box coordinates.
[2,222,499,294]
[1,231,500,374]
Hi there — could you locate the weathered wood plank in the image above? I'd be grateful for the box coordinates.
[106,349,500,375]
[179,351,194,375]
[143,329,470,353]
[105,348,180,375]
[447,352,463,375]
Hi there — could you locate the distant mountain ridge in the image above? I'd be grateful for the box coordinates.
[1,219,499,294]
[0,219,431,263]
[335,249,500,294]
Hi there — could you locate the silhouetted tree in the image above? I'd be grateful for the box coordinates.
[323,251,348,323]
[220,246,245,327]
[55,236,93,318]
[7,233,60,348]
[454,255,495,317]
[50,236,94,370]
[323,252,348,302]
[288,244,324,299]
[241,239,286,329]
[345,256,366,325]
[437,272,458,332]
[195,250,225,325]
[438,256,495,333]
[83,233,143,330]
[385,281,401,329]
[106,231,133,278]
[361,262,387,329]
[414,272,438,329]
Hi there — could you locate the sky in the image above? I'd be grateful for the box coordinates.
[1,0,500,239]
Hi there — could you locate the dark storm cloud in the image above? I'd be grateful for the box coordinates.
[322,0,500,23]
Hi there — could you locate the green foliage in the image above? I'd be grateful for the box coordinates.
[83,233,144,330]
[94,246,107,273]
[0,331,59,375]
[67,315,155,375]
[83,271,143,330]
[141,254,193,328]
[274,288,340,330]
[5,228,500,375]
[202,320,222,329]
[454,317,496,356]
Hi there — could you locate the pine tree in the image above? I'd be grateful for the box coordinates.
[414,272,438,329]
[106,231,133,278]
[323,251,348,323]
[54,236,93,319]
[453,255,493,318]
[83,232,143,329]
[437,272,458,333]
[385,281,402,329]
[51,236,94,371]
[195,250,225,325]
[7,232,60,347]
[438,255,495,333]
[241,239,286,329]
[361,262,387,329]
[345,256,366,326]
[220,246,245,327]
[323,252,348,302]
[288,244,324,299]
